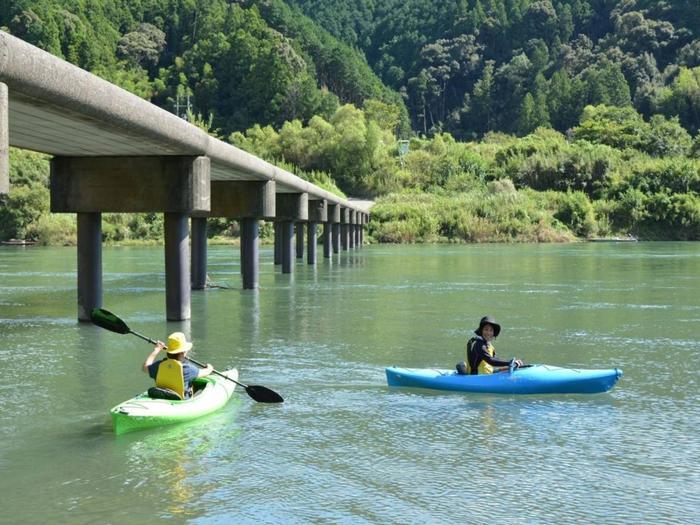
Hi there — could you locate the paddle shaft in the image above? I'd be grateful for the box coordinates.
[129,328,251,390]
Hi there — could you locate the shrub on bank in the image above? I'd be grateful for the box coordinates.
[368,188,574,243]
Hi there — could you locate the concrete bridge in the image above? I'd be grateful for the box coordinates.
[0,32,370,321]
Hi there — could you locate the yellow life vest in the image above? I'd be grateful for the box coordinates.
[155,358,185,399]
[466,338,495,375]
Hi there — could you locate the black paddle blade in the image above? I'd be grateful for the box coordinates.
[90,308,131,334]
[245,385,284,403]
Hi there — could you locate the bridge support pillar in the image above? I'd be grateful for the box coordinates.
[296,223,304,260]
[77,212,102,322]
[164,212,191,321]
[307,199,326,266]
[209,180,275,289]
[307,222,317,265]
[191,217,208,290]
[0,83,8,196]
[280,221,295,274]
[276,193,308,274]
[341,208,350,251]
[332,223,341,254]
[274,222,282,265]
[348,210,355,249]
[323,223,331,259]
[50,155,210,321]
[240,218,259,289]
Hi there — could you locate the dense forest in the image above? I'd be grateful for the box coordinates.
[0,0,698,243]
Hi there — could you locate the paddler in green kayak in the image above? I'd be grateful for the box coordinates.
[142,332,213,399]
[456,316,523,375]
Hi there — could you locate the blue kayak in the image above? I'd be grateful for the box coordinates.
[385,365,622,394]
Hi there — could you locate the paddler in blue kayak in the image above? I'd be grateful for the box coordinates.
[456,316,523,375]
[142,332,213,399]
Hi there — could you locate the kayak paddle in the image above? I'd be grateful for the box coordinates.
[90,308,284,403]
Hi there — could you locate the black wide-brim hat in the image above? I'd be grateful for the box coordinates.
[476,315,501,337]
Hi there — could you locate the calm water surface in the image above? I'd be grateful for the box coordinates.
[0,243,698,524]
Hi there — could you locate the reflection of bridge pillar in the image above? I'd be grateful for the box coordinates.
[307,199,326,265]
[77,212,101,321]
[0,83,8,196]
[50,155,210,321]
[191,217,208,290]
[209,180,275,290]
[277,193,308,274]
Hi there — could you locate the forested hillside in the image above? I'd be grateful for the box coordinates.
[288,0,700,138]
[0,0,406,136]
[0,0,698,243]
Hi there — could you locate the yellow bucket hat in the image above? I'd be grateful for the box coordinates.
[166,332,193,354]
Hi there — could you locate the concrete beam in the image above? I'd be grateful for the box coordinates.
[0,32,370,216]
[327,203,341,223]
[209,180,275,219]
[308,199,327,222]
[50,156,210,213]
[277,193,309,221]
[0,82,7,196]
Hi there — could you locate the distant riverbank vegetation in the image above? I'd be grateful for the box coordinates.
[0,1,699,243]
[4,102,698,244]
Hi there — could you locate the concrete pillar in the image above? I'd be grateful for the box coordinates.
[240,218,259,289]
[274,221,282,265]
[323,223,331,258]
[49,156,209,321]
[164,212,191,321]
[362,214,367,246]
[307,222,318,265]
[341,208,351,251]
[296,222,304,260]
[209,180,274,289]
[332,223,341,254]
[281,220,295,274]
[77,212,102,322]
[191,217,207,290]
[0,83,8,196]
[348,210,355,249]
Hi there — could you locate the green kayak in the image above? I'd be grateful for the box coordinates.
[110,368,238,435]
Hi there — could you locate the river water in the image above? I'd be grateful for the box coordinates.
[0,243,698,524]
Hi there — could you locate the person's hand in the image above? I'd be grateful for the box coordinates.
[204,363,214,373]
[514,359,524,368]
[155,341,166,352]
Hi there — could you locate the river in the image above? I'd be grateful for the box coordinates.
[0,243,698,524]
